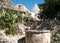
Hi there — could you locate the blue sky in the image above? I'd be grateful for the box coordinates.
[11,0,44,10]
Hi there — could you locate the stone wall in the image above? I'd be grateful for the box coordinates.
[26,30,50,43]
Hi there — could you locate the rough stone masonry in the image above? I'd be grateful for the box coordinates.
[25,30,51,43]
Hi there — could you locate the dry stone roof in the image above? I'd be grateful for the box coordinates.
[0,0,19,10]
[31,4,40,14]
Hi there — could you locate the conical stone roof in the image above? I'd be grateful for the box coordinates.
[16,4,30,12]
[31,4,40,14]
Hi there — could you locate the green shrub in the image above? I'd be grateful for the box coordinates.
[0,41,2,43]
[51,31,60,43]
[0,7,22,35]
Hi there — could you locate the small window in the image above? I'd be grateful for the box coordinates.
[18,37,25,43]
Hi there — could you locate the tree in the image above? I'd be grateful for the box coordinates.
[38,0,60,43]
[39,0,60,20]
